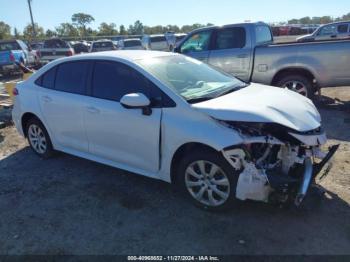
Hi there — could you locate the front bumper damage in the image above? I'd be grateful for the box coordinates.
[222,131,339,207]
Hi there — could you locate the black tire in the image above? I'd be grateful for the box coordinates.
[177,148,240,211]
[276,74,314,99]
[26,117,54,159]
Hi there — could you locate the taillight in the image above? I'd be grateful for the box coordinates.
[12,87,19,96]
[66,50,73,56]
[9,52,15,62]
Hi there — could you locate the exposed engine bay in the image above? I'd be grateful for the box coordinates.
[220,121,339,206]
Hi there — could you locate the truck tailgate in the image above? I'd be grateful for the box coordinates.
[0,51,11,66]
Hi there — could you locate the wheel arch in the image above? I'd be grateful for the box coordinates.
[170,142,220,184]
[21,112,45,137]
[271,67,316,87]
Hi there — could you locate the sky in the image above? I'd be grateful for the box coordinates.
[1,0,349,32]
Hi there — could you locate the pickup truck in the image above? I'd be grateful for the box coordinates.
[175,22,350,98]
[0,39,38,76]
[39,38,74,64]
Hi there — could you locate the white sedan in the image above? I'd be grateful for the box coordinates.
[12,51,337,210]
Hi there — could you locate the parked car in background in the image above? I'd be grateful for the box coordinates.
[39,38,74,64]
[175,33,187,46]
[118,38,144,50]
[142,34,169,51]
[12,51,336,210]
[72,42,90,54]
[0,39,39,76]
[297,21,350,42]
[89,40,116,52]
[30,42,43,51]
[175,22,350,98]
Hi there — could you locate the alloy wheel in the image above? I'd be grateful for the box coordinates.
[28,124,47,154]
[283,80,308,96]
[185,160,230,207]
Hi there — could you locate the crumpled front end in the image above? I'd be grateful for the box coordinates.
[220,121,338,206]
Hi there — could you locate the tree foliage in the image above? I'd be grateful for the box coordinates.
[71,13,95,36]
[23,23,44,40]
[98,22,118,36]
[0,21,11,40]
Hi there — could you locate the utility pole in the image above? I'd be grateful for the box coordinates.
[27,0,36,39]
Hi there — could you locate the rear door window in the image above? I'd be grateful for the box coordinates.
[54,61,90,95]
[337,24,349,33]
[92,61,150,101]
[214,27,246,50]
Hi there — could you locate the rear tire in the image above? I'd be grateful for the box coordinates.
[26,118,54,159]
[276,74,314,99]
[177,149,240,211]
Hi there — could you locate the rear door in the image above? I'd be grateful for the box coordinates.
[37,61,91,152]
[83,60,162,173]
[208,26,252,82]
[178,29,214,62]
[336,23,350,40]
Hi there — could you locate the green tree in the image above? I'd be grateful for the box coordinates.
[299,17,312,24]
[0,21,11,40]
[119,25,127,35]
[288,19,299,24]
[98,22,118,36]
[55,23,79,37]
[45,29,56,38]
[23,23,44,40]
[71,13,95,36]
[128,20,144,35]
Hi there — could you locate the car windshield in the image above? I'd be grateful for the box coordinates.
[137,55,246,103]
[124,40,141,47]
[44,39,69,48]
[93,41,113,48]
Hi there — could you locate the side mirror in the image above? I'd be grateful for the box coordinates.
[120,93,152,115]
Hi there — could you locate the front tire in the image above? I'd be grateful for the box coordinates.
[177,149,240,211]
[276,74,314,99]
[26,118,54,159]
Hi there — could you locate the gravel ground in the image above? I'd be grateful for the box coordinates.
[0,86,349,255]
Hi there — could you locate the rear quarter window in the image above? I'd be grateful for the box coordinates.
[255,25,273,45]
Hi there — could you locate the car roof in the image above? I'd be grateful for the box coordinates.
[320,21,350,27]
[57,50,177,62]
[189,21,268,33]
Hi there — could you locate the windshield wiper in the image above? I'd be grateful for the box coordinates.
[214,84,248,98]
[186,96,214,104]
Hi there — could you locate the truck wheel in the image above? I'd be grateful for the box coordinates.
[276,74,314,99]
[177,149,240,211]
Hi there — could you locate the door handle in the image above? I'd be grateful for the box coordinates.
[42,96,52,102]
[86,106,100,114]
[237,54,248,58]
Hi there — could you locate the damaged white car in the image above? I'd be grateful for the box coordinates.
[12,51,338,210]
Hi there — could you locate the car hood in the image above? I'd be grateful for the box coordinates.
[191,83,321,132]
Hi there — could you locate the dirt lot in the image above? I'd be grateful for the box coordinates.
[0,86,349,255]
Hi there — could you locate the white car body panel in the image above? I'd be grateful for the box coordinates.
[192,83,321,132]
[12,51,326,186]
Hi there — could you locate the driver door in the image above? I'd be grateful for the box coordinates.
[178,29,213,62]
